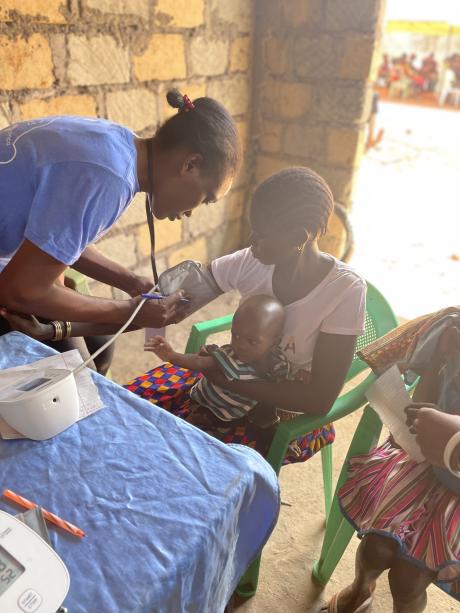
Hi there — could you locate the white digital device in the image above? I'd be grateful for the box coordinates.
[0,510,69,612]
[0,369,79,441]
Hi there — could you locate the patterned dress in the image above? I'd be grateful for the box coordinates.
[339,441,460,600]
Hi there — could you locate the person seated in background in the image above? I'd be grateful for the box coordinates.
[321,308,460,612]
[421,52,438,91]
[145,295,293,429]
[438,58,459,106]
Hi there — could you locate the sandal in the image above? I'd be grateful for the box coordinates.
[320,582,376,613]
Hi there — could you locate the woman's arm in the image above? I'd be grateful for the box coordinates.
[205,332,357,415]
[0,310,141,340]
[72,245,153,297]
[0,240,181,327]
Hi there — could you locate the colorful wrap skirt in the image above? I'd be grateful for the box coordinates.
[124,363,335,464]
[338,440,460,601]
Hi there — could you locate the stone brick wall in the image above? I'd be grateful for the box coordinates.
[250,0,386,256]
[0,0,252,297]
[0,0,386,292]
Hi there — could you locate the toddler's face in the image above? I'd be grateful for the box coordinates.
[230,312,278,364]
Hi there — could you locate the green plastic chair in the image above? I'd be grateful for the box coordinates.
[184,281,398,598]
[64,268,92,295]
[311,404,383,586]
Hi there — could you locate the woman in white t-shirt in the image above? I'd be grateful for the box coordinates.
[126,167,366,462]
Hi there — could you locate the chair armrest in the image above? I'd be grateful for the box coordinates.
[276,370,377,440]
[185,314,234,353]
[193,314,234,336]
[265,370,377,472]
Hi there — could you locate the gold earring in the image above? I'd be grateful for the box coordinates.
[297,242,306,255]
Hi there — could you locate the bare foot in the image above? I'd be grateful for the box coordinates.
[320,582,375,613]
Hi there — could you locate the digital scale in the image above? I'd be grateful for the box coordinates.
[0,369,79,441]
[0,510,69,612]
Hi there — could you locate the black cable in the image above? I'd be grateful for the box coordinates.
[146,139,159,285]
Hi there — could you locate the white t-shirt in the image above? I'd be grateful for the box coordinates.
[211,248,366,372]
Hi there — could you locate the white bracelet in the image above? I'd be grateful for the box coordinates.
[443,430,460,477]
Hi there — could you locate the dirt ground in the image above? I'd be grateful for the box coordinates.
[110,101,459,612]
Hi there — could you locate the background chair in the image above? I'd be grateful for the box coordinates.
[185,281,398,597]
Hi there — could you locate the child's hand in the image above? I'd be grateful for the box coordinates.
[144,336,175,361]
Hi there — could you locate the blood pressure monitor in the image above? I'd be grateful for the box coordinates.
[0,510,69,612]
[0,369,79,440]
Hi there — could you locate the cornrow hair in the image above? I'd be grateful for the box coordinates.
[250,167,335,238]
[156,88,240,180]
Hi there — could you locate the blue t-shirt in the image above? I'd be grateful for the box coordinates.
[0,116,139,265]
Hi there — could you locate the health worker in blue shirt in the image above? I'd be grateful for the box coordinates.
[0,89,240,332]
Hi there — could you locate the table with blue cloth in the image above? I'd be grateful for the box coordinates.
[0,333,280,613]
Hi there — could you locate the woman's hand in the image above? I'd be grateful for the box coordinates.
[0,308,54,341]
[131,291,184,328]
[127,275,156,298]
[144,336,175,362]
[405,403,460,468]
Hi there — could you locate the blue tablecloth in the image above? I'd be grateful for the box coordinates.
[0,333,280,612]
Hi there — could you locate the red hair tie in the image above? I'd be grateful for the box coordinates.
[182,94,195,111]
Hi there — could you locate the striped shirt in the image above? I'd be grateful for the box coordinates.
[190,344,290,421]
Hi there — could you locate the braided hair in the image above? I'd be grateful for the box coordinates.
[250,167,334,239]
[155,88,240,181]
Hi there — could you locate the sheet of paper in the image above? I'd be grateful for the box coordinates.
[365,364,425,462]
[0,350,104,439]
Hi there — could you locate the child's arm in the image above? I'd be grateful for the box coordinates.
[144,336,217,372]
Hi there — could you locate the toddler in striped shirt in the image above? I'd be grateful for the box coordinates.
[144,295,289,427]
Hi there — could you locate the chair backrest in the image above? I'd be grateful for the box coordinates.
[346,282,398,380]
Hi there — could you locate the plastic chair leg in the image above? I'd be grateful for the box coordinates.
[312,407,382,586]
[235,442,333,598]
[236,555,261,598]
[320,444,333,521]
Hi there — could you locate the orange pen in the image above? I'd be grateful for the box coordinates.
[3,489,86,538]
